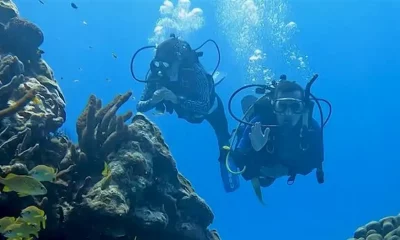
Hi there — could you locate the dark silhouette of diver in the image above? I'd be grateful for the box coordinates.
[224,74,332,204]
[130,34,240,193]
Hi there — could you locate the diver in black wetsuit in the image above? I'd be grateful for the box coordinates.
[131,34,240,193]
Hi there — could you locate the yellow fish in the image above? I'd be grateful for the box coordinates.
[20,206,47,230]
[100,162,112,190]
[0,173,47,197]
[5,218,34,240]
[29,165,57,183]
[3,221,40,239]
[31,96,42,105]
[0,216,16,233]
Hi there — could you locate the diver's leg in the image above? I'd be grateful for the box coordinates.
[205,95,240,193]
[205,95,231,151]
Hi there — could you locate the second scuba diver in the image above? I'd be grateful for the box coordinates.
[130,34,240,193]
[225,74,332,204]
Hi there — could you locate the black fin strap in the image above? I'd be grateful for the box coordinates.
[316,167,324,184]
[287,175,296,185]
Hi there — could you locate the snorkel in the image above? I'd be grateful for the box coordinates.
[130,33,222,83]
[225,74,332,182]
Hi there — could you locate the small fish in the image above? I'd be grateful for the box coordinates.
[112,53,118,59]
[20,206,47,230]
[3,221,40,239]
[82,20,87,25]
[31,96,42,105]
[100,162,112,190]
[89,46,93,49]
[37,49,45,55]
[0,216,16,233]
[60,77,64,80]
[71,2,78,9]
[38,0,44,4]
[29,165,57,183]
[0,173,47,197]
[73,79,79,83]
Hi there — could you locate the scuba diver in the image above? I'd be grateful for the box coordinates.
[225,74,332,204]
[130,34,240,193]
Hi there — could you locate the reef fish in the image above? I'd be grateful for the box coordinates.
[29,165,57,183]
[0,173,47,197]
[20,206,47,230]
[3,221,40,239]
[0,216,16,233]
[71,2,78,9]
[100,162,112,190]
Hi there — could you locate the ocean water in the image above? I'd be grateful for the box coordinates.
[13,0,400,239]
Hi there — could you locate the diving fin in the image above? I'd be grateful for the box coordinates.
[212,71,227,87]
[219,162,240,193]
[251,178,266,206]
[241,95,258,121]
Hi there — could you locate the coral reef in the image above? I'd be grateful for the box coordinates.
[0,2,66,139]
[349,213,400,240]
[0,0,18,24]
[0,1,221,240]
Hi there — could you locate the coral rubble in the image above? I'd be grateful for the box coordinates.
[0,1,221,240]
[349,214,400,240]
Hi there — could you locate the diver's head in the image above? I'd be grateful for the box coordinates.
[271,80,306,127]
[150,36,192,81]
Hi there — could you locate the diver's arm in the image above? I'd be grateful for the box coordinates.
[232,116,263,181]
[179,65,213,115]
[236,116,262,152]
[136,79,159,113]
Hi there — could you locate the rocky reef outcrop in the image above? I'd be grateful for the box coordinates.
[0,1,221,240]
[348,213,400,240]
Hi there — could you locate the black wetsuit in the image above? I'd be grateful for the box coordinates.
[136,62,231,159]
[232,108,324,187]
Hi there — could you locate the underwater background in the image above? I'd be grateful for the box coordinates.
[11,0,399,239]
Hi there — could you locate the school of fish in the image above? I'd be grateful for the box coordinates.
[0,162,110,239]
[0,164,56,239]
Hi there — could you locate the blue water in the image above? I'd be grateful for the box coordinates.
[14,0,400,239]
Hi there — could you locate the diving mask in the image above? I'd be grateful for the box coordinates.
[150,59,171,77]
[273,98,305,115]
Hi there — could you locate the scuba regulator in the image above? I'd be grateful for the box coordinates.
[225,74,332,185]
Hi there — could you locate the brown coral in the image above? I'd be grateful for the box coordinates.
[350,214,400,240]
[76,91,132,161]
[0,0,19,24]
[57,93,220,240]
[2,17,44,61]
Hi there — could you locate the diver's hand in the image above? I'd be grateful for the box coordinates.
[151,88,167,104]
[152,87,178,104]
[162,89,178,104]
[249,122,270,152]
